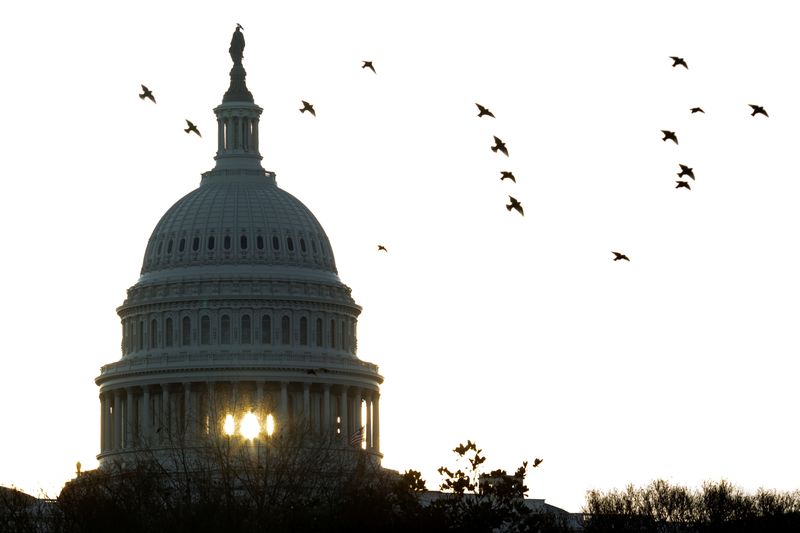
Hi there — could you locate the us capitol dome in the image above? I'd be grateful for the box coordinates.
[95,26,383,468]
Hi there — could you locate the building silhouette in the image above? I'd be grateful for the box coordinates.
[95,26,383,468]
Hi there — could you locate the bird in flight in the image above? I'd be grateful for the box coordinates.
[670,56,688,69]
[661,130,678,144]
[506,196,524,216]
[300,100,316,116]
[139,84,156,103]
[690,107,705,114]
[184,120,201,137]
[612,251,630,262]
[476,103,495,118]
[500,171,516,182]
[749,104,768,117]
[362,60,376,73]
[377,245,388,252]
[677,164,695,180]
[491,136,509,156]
[676,181,691,190]
[533,458,544,468]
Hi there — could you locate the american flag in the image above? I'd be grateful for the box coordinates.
[350,426,365,447]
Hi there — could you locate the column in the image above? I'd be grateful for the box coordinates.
[303,383,311,429]
[373,392,380,453]
[253,117,259,152]
[217,117,224,152]
[113,390,122,451]
[280,382,289,426]
[141,386,151,447]
[352,388,362,438]
[339,387,348,439]
[99,394,107,452]
[322,384,331,435]
[184,382,193,439]
[161,384,170,444]
[104,393,112,452]
[365,391,372,449]
[125,388,135,448]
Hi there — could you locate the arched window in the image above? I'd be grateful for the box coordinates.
[167,239,173,254]
[272,236,280,250]
[150,319,158,348]
[179,238,186,252]
[300,238,307,252]
[138,320,144,350]
[220,315,231,344]
[200,316,211,345]
[257,235,264,250]
[240,235,248,250]
[224,235,231,250]
[208,236,215,250]
[287,237,294,251]
[341,321,347,351]
[165,317,173,347]
[316,318,323,347]
[192,237,200,252]
[241,315,251,344]
[281,315,291,345]
[300,317,308,345]
[182,317,191,346]
[330,319,336,348]
[261,315,271,344]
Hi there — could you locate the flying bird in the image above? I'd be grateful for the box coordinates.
[184,120,201,137]
[491,136,508,156]
[677,164,695,180]
[362,60,376,73]
[690,107,704,114]
[506,195,523,216]
[612,251,630,262]
[661,130,678,144]
[533,458,544,468]
[377,245,388,252]
[749,104,768,117]
[475,103,495,118]
[300,100,316,116]
[676,180,691,190]
[670,56,688,69]
[500,171,516,182]
[139,84,156,103]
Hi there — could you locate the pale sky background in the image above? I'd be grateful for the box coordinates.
[1,0,799,513]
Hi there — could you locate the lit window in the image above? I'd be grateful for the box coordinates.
[223,414,235,436]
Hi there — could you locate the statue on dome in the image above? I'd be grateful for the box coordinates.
[229,24,245,64]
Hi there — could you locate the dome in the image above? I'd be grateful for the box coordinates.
[140,170,338,283]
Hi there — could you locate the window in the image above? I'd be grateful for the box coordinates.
[240,235,248,250]
[138,321,144,350]
[192,237,200,252]
[220,315,231,344]
[179,238,186,252]
[300,238,306,252]
[200,316,210,345]
[241,315,251,344]
[316,318,323,347]
[287,237,294,251]
[150,319,158,348]
[272,236,280,250]
[341,321,346,351]
[224,235,231,250]
[182,317,191,345]
[208,236,215,250]
[167,239,173,254]
[281,315,291,345]
[300,317,308,345]
[165,318,173,347]
[261,315,271,344]
[257,235,264,250]
[330,319,336,348]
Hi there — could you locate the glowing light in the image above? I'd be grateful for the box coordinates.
[240,411,260,440]
[265,414,275,436]
[223,414,235,436]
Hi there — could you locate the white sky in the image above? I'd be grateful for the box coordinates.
[1,0,799,513]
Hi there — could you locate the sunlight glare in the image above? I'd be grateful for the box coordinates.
[240,411,260,440]
[265,413,275,436]
[223,414,235,436]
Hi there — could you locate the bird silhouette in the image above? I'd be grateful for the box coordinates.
[677,164,695,180]
[476,103,495,118]
[500,171,516,182]
[491,136,508,156]
[690,107,705,114]
[533,458,544,467]
[670,56,688,69]
[362,60,376,73]
[661,130,678,144]
[139,84,156,103]
[377,245,388,252]
[506,196,523,216]
[612,251,630,262]
[184,120,201,137]
[300,100,316,116]
[676,180,691,190]
[749,104,768,117]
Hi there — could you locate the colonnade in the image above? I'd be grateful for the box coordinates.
[217,114,259,153]
[98,380,380,458]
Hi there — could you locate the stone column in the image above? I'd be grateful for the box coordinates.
[161,384,170,444]
[126,388,136,448]
[303,383,311,429]
[365,391,373,449]
[113,390,122,451]
[142,386,151,447]
[353,388,362,437]
[99,393,107,452]
[184,382,193,439]
[373,392,380,453]
[104,392,112,452]
[217,118,224,152]
[339,387,348,439]
[322,384,331,435]
[280,382,289,425]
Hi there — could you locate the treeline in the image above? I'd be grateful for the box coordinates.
[584,479,800,532]
[1,439,572,533]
